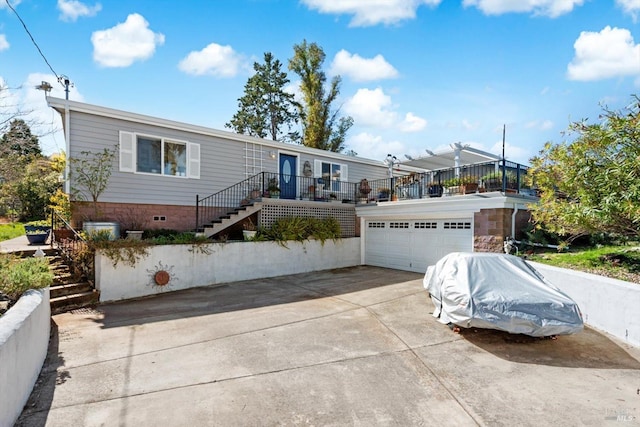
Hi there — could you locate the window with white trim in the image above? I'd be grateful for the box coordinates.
[119,131,200,179]
[314,160,347,191]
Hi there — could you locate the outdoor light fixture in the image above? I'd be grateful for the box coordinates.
[425,149,436,156]
[269,151,276,159]
[35,81,52,94]
[384,154,399,178]
[404,154,413,160]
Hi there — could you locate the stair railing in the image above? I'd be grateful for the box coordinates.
[196,173,267,231]
[50,210,93,283]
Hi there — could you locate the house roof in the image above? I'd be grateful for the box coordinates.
[400,146,501,171]
[46,97,389,169]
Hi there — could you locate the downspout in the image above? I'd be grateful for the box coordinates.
[511,203,519,239]
[64,99,70,194]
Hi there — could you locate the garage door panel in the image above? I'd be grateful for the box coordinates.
[365,219,473,273]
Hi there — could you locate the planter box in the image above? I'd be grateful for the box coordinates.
[26,233,49,245]
[83,222,120,240]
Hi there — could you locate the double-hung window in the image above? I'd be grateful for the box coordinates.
[119,131,200,179]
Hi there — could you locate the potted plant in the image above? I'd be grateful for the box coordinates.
[70,145,120,240]
[443,177,464,195]
[267,177,280,199]
[378,187,390,200]
[24,221,51,245]
[242,218,258,240]
[461,175,479,194]
[118,207,149,240]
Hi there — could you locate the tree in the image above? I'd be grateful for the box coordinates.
[226,52,299,143]
[288,40,353,152]
[0,119,42,158]
[0,119,49,220]
[70,146,117,220]
[527,97,640,241]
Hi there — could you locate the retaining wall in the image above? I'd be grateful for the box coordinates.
[0,288,50,427]
[96,238,361,302]
[530,262,639,347]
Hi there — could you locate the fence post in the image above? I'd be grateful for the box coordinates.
[195,195,199,231]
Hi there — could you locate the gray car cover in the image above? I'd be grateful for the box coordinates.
[423,252,583,336]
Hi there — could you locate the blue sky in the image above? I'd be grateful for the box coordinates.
[1,0,639,165]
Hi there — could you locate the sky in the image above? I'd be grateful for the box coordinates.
[1,0,639,166]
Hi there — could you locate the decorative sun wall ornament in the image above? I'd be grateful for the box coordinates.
[146,261,177,290]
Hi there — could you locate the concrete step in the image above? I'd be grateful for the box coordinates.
[51,290,100,314]
[50,282,93,298]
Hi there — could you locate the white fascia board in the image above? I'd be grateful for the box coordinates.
[356,194,537,219]
[46,96,387,169]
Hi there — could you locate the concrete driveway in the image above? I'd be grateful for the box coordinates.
[16,266,640,426]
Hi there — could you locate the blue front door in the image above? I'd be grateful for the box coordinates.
[279,154,297,199]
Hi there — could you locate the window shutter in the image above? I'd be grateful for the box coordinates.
[119,131,135,172]
[313,160,322,178]
[188,143,200,179]
[340,164,348,181]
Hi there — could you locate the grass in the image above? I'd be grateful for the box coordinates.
[527,244,640,284]
[0,223,25,242]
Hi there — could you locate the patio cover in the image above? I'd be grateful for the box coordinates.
[401,146,500,171]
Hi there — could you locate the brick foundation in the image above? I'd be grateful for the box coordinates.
[71,202,196,232]
[474,208,531,253]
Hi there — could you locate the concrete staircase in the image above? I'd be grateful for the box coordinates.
[202,202,263,238]
[48,253,99,314]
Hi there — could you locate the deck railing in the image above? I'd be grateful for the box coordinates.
[195,161,531,230]
[195,172,361,231]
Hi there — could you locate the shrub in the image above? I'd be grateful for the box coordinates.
[0,255,53,301]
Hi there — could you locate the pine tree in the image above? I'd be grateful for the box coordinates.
[226,52,299,143]
[0,119,42,158]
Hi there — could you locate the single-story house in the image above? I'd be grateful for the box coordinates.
[47,96,536,273]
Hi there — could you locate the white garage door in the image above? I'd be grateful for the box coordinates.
[364,219,473,273]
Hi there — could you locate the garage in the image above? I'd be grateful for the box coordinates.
[364,218,473,273]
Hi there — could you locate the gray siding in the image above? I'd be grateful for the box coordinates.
[68,110,388,207]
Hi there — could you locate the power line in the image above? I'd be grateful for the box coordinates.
[5,0,61,84]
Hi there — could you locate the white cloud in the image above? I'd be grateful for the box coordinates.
[616,0,640,21]
[463,0,584,17]
[301,0,441,27]
[525,120,554,131]
[344,88,397,128]
[0,35,9,51]
[0,0,21,9]
[329,50,398,81]
[347,132,405,162]
[178,43,243,77]
[399,112,427,132]
[461,119,479,131]
[490,140,529,162]
[344,88,427,134]
[57,0,101,22]
[91,13,165,67]
[0,73,84,155]
[567,26,640,81]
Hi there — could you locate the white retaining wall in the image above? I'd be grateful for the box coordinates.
[96,238,361,302]
[0,288,51,427]
[530,262,639,347]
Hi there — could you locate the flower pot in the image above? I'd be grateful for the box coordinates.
[243,230,257,240]
[53,228,76,242]
[126,230,144,240]
[26,232,49,245]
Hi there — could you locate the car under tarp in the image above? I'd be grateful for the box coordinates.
[423,252,584,337]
